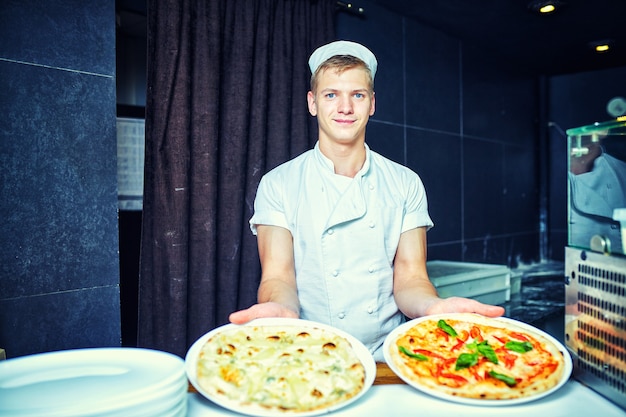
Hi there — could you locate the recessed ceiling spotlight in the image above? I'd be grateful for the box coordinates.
[527,0,564,14]
[589,39,614,53]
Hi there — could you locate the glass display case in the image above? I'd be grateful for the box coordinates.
[567,119,626,257]
[565,118,626,410]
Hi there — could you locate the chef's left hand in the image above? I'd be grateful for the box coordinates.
[424,296,505,317]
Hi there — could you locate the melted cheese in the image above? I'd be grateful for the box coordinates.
[197,325,365,412]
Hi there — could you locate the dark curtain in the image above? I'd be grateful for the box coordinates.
[138,0,336,357]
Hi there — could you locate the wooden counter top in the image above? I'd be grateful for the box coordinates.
[372,362,404,385]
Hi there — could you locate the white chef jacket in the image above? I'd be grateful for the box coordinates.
[569,153,626,254]
[249,142,434,361]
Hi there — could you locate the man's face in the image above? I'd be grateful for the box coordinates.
[307,66,375,146]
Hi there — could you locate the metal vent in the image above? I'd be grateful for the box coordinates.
[565,247,626,410]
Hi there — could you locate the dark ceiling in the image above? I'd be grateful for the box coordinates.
[117,0,626,76]
[367,0,626,76]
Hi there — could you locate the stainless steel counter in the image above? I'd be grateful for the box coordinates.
[187,380,625,416]
[502,265,566,343]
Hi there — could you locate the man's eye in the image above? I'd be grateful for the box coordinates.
[354,93,364,99]
[325,93,336,99]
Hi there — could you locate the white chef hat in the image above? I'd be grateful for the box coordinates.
[308,40,378,79]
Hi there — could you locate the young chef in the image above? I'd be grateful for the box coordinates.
[230,40,504,361]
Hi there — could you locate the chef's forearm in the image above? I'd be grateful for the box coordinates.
[394,281,440,319]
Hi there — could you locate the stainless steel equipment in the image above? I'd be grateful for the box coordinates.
[565,119,626,410]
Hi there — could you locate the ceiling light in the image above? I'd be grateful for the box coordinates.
[589,39,614,53]
[527,1,564,14]
[596,44,610,52]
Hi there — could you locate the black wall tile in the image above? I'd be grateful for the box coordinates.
[463,139,505,238]
[463,235,508,265]
[462,48,537,145]
[503,144,540,234]
[0,0,115,76]
[427,242,463,261]
[0,286,121,359]
[406,129,462,244]
[405,24,460,133]
[366,121,404,165]
[0,62,118,299]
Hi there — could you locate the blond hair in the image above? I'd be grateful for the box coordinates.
[310,55,374,94]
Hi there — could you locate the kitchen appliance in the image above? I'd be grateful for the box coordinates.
[565,119,626,410]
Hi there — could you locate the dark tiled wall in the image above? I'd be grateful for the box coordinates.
[337,1,540,267]
[0,0,120,358]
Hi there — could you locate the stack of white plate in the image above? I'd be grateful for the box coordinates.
[0,347,187,417]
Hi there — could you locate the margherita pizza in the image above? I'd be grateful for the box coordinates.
[192,320,369,414]
[385,313,570,402]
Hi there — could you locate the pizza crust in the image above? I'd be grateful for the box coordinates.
[387,313,567,401]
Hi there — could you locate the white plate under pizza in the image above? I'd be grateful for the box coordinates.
[383,313,572,406]
[186,318,376,416]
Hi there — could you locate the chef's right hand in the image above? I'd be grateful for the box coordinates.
[228,302,299,324]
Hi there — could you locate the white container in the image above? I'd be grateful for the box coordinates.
[509,270,522,295]
[426,260,511,305]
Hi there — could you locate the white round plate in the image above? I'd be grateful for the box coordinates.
[0,347,186,417]
[186,318,376,416]
[383,313,573,406]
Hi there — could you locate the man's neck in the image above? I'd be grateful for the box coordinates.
[318,139,366,178]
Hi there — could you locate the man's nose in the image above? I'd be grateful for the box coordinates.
[337,95,353,113]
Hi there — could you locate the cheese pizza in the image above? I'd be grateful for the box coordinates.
[195,323,367,414]
[386,313,569,401]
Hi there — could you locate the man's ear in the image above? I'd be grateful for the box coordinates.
[369,91,376,116]
[307,91,317,116]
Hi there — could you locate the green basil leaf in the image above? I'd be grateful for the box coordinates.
[477,341,499,364]
[437,319,458,337]
[488,370,517,386]
[399,346,428,361]
[455,352,478,370]
[505,340,534,353]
